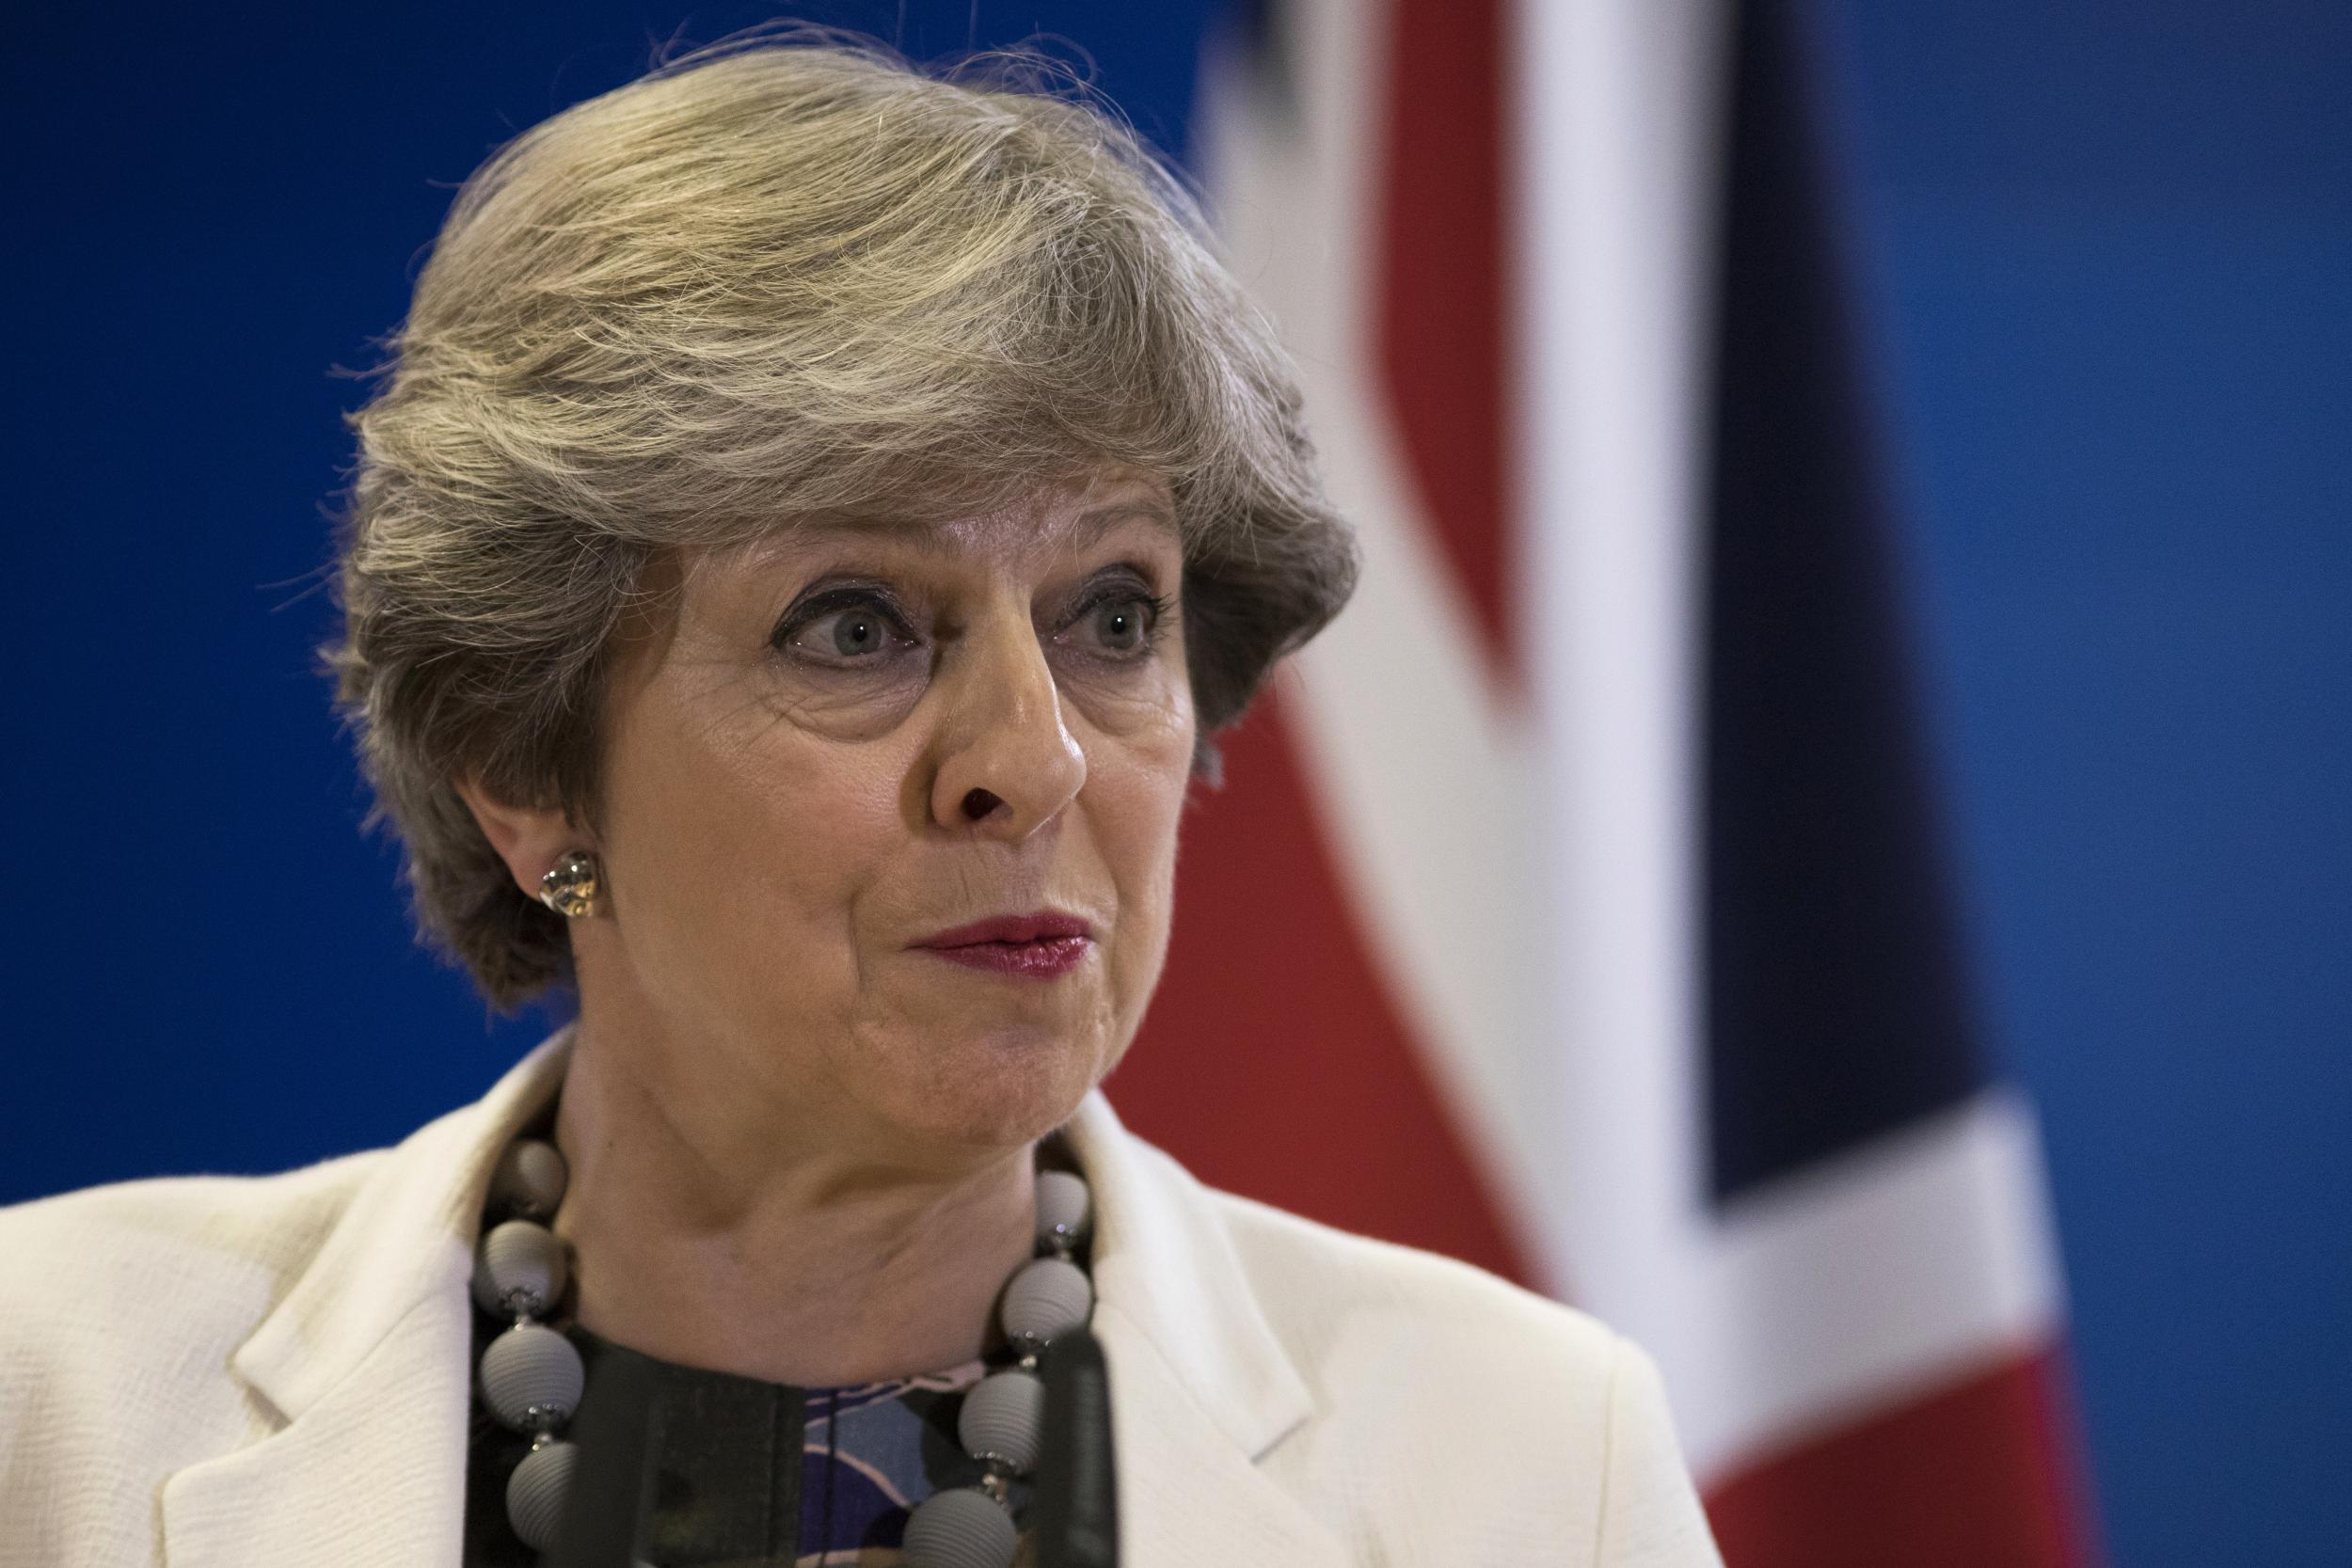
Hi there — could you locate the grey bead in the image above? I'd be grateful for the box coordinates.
[505,1438,578,1552]
[471,1218,569,1318]
[481,1322,583,1433]
[999,1256,1091,1348]
[901,1485,1017,1568]
[1034,1170,1092,1251]
[489,1139,568,1219]
[958,1368,1045,1472]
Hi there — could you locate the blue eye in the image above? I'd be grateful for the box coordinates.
[808,607,893,657]
[773,587,916,669]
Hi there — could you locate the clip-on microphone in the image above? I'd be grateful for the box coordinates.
[1036,1325,1120,1568]
[540,1323,1118,1566]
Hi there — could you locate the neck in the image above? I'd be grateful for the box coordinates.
[548,1022,1038,1387]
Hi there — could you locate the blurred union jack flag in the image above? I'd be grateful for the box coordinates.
[1112,0,2103,1561]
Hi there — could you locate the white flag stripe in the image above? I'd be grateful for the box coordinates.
[1198,0,2071,1481]
[1518,0,2070,1476]
[1196,0,1565,1281]
[1581,1087,2069,1475]
[1692,1091,2067,1468]
[1517,0,1724,1323]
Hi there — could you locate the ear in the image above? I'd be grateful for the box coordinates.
[453,776,587,904]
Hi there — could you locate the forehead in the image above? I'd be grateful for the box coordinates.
[742,472,1178,572]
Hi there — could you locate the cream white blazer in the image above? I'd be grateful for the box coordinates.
[0,1034,1723,1567]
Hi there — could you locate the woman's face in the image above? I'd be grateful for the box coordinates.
[568,471,1195,1164]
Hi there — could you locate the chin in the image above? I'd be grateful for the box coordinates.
[855,1018,1109,1155]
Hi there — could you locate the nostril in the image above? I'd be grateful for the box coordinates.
[960,787,1004,822]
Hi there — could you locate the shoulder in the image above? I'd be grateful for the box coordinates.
[1,1149,384,1308]
[0,1156,390,1560]
[0,1151,383,1413]
[1192,1182,1723,1564]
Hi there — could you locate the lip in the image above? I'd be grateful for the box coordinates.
[913,911,1095,981]
[917,911,1093,948]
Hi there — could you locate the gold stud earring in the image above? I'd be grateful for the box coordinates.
[536,849,603,918]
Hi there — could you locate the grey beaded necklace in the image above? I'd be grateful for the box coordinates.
[469,1134,1097,1567]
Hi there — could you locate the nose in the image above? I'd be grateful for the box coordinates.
[926,612,1087,839]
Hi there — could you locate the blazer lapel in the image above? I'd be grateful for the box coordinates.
[1062,1092,1353,1568]
[162,1035,574,1568]
[1091,1303,1354,1568]
[162,1051,1345,1568]
[157,1280,474,1568]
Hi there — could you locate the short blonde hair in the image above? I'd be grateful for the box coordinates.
[328,29,1356,1007]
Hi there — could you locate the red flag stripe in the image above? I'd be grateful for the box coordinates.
[1705,1343,2101,1568]
[1375,0,1518,677]
[1113,683,1534,1283]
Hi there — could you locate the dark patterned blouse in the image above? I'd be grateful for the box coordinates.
[465,1317,1035,1566]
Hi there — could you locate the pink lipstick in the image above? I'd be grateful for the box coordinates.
[914,912,1094,980]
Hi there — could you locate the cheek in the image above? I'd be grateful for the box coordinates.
[1085,705,1195,1012]
[600,681,908,1008]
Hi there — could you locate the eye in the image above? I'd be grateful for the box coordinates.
[806,606,895,657]
[1063,578,1169,660]
[771,586,918,669]
[1089,596,1152,654]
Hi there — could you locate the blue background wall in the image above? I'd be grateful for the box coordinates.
[2,5,2343,1561]
[1829,8,2351,1562]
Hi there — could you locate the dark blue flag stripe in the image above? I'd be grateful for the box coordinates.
[1703,0,1993,1201]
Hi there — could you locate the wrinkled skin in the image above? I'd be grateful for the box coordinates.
[458,469,1196,1383]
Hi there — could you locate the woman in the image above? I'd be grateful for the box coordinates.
[0,33,1722,1568]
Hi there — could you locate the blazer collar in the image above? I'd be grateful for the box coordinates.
[230,1034,574,1421]
[162,1031,1345,1568]
[1057,1089,1312,1461]
[1058,1089,1348,1566]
